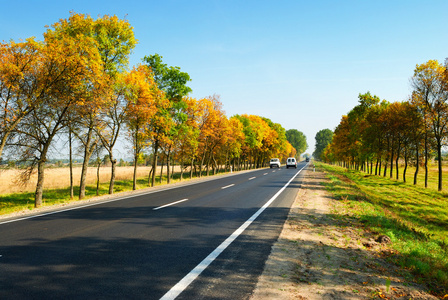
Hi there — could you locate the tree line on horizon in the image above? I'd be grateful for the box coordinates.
[0,12,308,208]
[318,59,448,191]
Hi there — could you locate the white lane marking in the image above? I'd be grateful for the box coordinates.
[153,199,189,211]
[0,168,254,225]
[160,165,306,300]
[248,177,256,180]
[221,184,235,189]
[263,173,268,175]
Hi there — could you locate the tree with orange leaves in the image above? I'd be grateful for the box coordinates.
[124,65,163,189]
[194,95,229,176]
[12,27,105,207]
[172,97,201,180]
[0,38,43,162]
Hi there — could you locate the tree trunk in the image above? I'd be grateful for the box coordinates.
[109,156,117,194]
[69,128,74,200]
[403,151,408,183]
[378,159,382,176]
[375,158,379,176]
[390,148,394,179]
[424,131,428,188]
[180,158,184,182]
[437,139,443,191]
[79,127,96,200]
[151,140,159,187]
[159,155,164,184]
[96,161,100,196]
[167,149,171,184]
[133,152,138,190]
[212,154,217,175]
[414,147,419,185]
[148,166,153,186]
[34,139,52,207]
[34,159,46,208]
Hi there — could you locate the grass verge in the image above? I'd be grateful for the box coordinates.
[0,171,218,216]
[317,162,448,297]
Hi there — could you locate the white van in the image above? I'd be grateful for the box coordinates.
[270,158,281,168]
[286,157,297,169]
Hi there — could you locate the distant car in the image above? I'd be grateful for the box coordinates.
[286,157,297,169]
[270,158,281,168]
[306,157,310,162]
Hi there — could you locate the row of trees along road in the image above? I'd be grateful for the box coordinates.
[0,12,307,207]
[320,59,448,191]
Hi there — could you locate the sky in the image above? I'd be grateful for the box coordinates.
[1,0,447,156]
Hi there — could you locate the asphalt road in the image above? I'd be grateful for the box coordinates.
[0,162,307,299]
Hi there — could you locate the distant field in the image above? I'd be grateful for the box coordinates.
[0,166,182,195]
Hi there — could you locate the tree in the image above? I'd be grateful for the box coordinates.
[411,60,448,191]
[286,129,308,157]
[172,97,201,180]
[0,39,43,161]
[313,129,333,160]
[97,75,128,194]
[11,28,104,207]
[50,12,137,198]
[142,53,192,184]
[124,65,161,190]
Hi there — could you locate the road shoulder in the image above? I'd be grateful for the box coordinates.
[251,165,437,300]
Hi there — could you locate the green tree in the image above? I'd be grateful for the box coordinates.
[142,53,192,185]
[285,129,308,157]
[313,129,333,160]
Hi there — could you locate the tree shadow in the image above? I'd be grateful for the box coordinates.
[0,204,291,299]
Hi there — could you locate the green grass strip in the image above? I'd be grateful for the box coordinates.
[317,162,448,296]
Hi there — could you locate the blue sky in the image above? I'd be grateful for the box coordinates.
[2,0,447,155]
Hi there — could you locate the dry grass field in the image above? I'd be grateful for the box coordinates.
[0,166,182,195]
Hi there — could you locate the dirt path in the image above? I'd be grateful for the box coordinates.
[251,166,438,300]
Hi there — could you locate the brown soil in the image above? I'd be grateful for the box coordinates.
[251,166,438,300]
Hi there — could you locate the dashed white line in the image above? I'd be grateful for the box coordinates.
[221,184,235,189]
[248,177,256,180]
[263,173,268,175]
[153,199,189,210]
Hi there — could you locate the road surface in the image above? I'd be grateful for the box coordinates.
[0,162,307,299]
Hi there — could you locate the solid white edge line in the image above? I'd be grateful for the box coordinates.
[153,199,189,211]
[0,194,142,225]
[159,165,306,300]
[221,184,235,189]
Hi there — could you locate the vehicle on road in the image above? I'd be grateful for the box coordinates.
[306,157,310,162]
[286,157,297,169]
[269,158,281,168]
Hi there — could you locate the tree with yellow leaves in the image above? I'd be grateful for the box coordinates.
[124,65,163,189]
[12,27,105,207]
[0,38,43,162]
[411,60,448,191]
